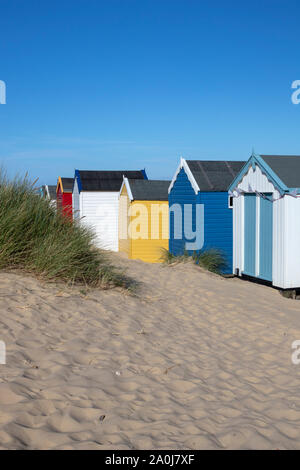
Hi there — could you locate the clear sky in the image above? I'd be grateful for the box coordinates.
[0,0,300,184]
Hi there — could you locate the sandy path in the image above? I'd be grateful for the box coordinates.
[1,254,300,449]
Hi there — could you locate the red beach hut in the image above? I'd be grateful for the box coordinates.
[56,177,74,219]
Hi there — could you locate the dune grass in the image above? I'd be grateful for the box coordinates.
[161,247,227,274]
[0,171,134,289]
[192,249,227,274]
[160,248,190,265]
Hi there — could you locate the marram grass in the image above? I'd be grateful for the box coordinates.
[160,248,190,265]
[161,247,227,274]
[0,171,133,289]
[192,249,227,274]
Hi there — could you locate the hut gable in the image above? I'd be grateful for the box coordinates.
[168,166,197,257]
[56,177,74,194]
[230,160,279,196]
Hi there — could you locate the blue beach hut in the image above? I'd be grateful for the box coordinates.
[168,158,245,273]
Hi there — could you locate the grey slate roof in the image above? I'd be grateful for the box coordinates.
[79,170,145,191]
[43,185,56,200]
[186,160,245,191]
[61,177,74,192]
[260,155,300,188]
[127,179,170,201]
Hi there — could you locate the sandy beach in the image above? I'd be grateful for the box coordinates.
[1,253,300,449]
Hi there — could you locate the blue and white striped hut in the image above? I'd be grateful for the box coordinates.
[229,153,300,289]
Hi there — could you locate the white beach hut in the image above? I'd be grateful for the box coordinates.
[73,169,146,251]
[41,185,57,209]
[229,153,300,290]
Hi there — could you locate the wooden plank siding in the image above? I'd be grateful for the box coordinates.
[169,166,234,274]
[81,191,119,251]
[199,191,233,274]
[130,200,169,263]
[119,185,169,263]
[168,167,197,256]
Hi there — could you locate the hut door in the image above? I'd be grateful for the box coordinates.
[243,194,256,277]
[259,194,273,281]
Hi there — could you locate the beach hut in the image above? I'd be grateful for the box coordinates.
[41,185,57,208]
[119,178,170,263]
[56,177,74,219]
[229,153,300,290]
[168,158,245,273]
[73,169,146,251]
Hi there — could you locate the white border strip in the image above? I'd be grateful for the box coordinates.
[45,185,50,200]
[168,157,200,195]
[120,176,134,201]
[255,195,260,276]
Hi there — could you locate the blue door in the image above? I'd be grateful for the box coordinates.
[244,194,256,276]
[259,194,273,281]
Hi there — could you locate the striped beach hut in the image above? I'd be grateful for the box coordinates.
[119,178,170,263]
[73,169,146,251]
[229,153,300,290]
[168,158,245,273]
[56,177,74,219]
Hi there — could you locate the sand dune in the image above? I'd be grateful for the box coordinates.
[1,254,300,449]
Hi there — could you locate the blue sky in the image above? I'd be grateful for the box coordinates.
[0,0,300,184]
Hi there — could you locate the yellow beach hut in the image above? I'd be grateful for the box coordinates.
[119,178,170,263]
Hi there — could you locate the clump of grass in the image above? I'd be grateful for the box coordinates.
[161,247,227,274]
[160,248,190,265]
[0,171,134,289]
[192,249,227,274]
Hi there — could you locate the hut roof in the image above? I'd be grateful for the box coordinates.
[260,155,300,189]
[76,170,146,192]
[186,160,245,192]
[125,179,170,201]
[60,177,74,192]
[45,185,57,200]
